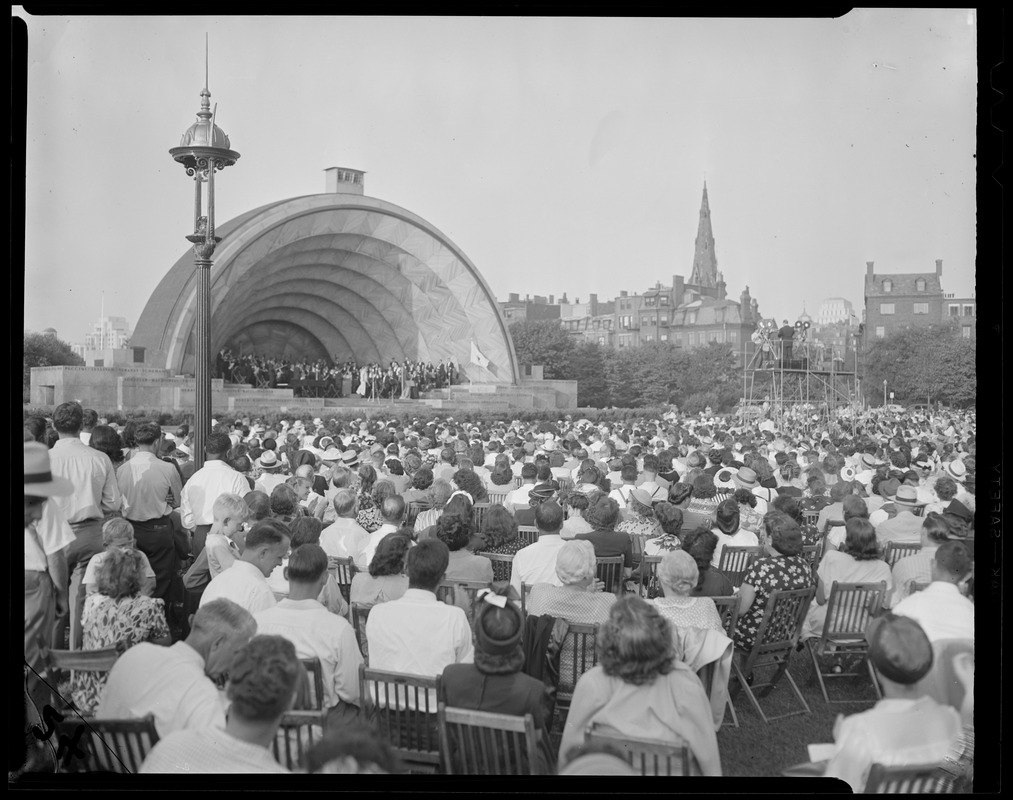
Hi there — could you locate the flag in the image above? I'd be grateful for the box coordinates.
[470,340,490,369]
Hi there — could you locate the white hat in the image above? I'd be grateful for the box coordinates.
[943,460,967,482]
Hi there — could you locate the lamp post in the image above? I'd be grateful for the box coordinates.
[169,83,239,469]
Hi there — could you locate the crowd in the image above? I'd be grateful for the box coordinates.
[215,350,460,398]
[23,399,976,783]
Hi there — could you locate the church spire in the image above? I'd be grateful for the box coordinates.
[689,181,717,288]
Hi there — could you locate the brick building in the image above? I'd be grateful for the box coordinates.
[499,293,561,324]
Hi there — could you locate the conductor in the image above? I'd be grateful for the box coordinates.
[778,319,795,367]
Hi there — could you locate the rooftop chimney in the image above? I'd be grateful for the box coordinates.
[935,259,943,276]
[324,166,365,196]
[549,294,555,305]
[866,261,874,276]
[508,293,519,303]
[620,290,628,298]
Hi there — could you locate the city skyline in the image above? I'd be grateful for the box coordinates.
[18,11,977,343]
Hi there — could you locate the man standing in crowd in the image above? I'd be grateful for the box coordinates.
[118,421,185,608]
[24,442,75,711]
[180,432,250,557]
[99,598,256,737]
[48,401,122,650]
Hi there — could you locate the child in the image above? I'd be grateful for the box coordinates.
[204,493,251,579]
[83,518,157,597]
[288,474,326,520]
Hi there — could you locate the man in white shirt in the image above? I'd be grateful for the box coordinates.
[141,634,299,773]
[504,463,537,514]
[24,442,75,711]
[253,451,288,495]
[875,486,928,547]
[254,544,363,727]
[320,488,372,570]
[48,401,123,650]
[892,541,974,643]
[200,519,291,615]
[99,599,256,737]
[509,500,568,597]
[180,432,252,557]
[360,496,404,567]
[119,420,185,606]
[889,512,950,606]
[366,539,473,707]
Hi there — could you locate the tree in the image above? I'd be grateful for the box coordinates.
[508,319,575,380]
[569,341,611,408]
[24,330,84,391]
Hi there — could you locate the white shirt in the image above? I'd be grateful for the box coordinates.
[320,517,372,570]
[360,523,399,567]
[118,451,182,521]
[254,598,363,709]
[205,532,242,579]
[365,588,473,707]
[98,641,225,738]
[891,581,974,643]
[141,728,288,774]
[180,461,251,530]
[509,535,567,597]
[711,529,760,568]
[254,472,288,496]
[200,560,277,615]
[504,484,535,514]
[25,500,75,572]
[48,437,122,523]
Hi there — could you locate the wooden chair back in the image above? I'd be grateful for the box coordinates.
[743,586,816,673]
[514,476,523,489]
[359,665,442,769]
[328,556,356,604]
[819,581,887,644]
[472,503,492,531]
[57,714,159,773]
[293,657,325,711]
[272,710,327,771]
[486,492,508,506]
[404,501,426,527]
[884,541,923,568]
[350,603,371,661]
[823,519,846,537]
[438,704,539,775]
[517,525,539,545]
[436,580,491,624]
[483,552,515,584]
[595,556,625,595]
[584,723,692,776]
[717,545,763,587]
[864,761,956,793]
[637,555,663,599]
[557,622,600,706]
[44,645,122,676]
[711,595,740,639]
[802,510,821,527]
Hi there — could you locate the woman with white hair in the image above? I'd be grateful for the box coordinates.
[525,540,616,625]
[653,550,724,634]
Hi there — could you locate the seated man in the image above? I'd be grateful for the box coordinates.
[200,519,291,615]
[98,599,256,737]
[890,511,951,606]
[824,614,962,792]
[510,500,569,597]
[319,488,371,571]
[504,463,538,514]
[892,541,974,643]
[141,635,301,773]
[365,539,473,706]
[254,544,363,727]
[360,495,405,567]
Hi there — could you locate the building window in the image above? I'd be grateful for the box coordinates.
[715,331,724,343]
[727,330,736,344]
[659,315,668,325]
[915,278,926,291]
[962,326,971,338]
[880,303,895,315]
[660,334,668,341]
[688,311,698,325]
[949,304,960,317]
[882,280,893,293]
[660,296,670,306]
[598,337,605,346]
[645,335,654,342]
[913,303,928,314]
[644,295,656,306]
[875,326,885,338]
[504,310,513,318]
[963,305,974,316]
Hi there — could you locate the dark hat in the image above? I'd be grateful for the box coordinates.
[473,589,523,656]
[866,613,934,685]
[528,482,557,504]
[877,478,900,500]
[944,499,973,525]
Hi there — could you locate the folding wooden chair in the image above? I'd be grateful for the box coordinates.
[717,545,763,588]
[864,761,958,793]
[350,603,370,662]
[44,645,123,681]
[272,710,327,771]
[805,581,887,703]
[584,723,692,776]
[556,622,600,725]
[884,541,922,568]
[517,525,539,546]
[472,503,491,531]
[438,704,540,775]
[483,552,515,584]
[729,586,816,723]
[519,582,535,616]
[595,556,625,595]
[636,555,662,599]
[294,657,326,711]
[514,476,523,489]
[556,477,575,493]
[404,501,426,528]
[710,596,741,641]
[56,714,159,773]
[801,544,820,581]
[486,492,508,506]
[359,665,442,773]
[801,509,821,528]
[436,580,491,624]
[328,556,356,604]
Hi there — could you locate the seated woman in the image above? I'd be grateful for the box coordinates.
[772,494,820,547]
[710,499,760,568]
[642,503,683,556]
[526,540,617,625]
[682,474,721,532]
[734,489,766,540]
[401,465,434,507]
[414,479,453,534]
[71,548,171,714]
[733,512,813,655]
[441,588,555,775]
[270,484,306,526]
[681,528,735,598]
[476,505,526,581]
[355,466,382,532]
[350,530,412,608]
[653,550,724,634]
[83,517,157,597]
[560,491,594,540]
[615,489,663,539]
[801,518,893,639]
[438,513,494,584]
[558,596,721,775]
[452,468,489,504]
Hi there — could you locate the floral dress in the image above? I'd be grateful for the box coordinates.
[70,594,169,714]
[356,492,383,533]
[732,555,813,652]
[476,539,528,582]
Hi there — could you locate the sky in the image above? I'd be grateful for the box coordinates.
[17,10,978,344]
